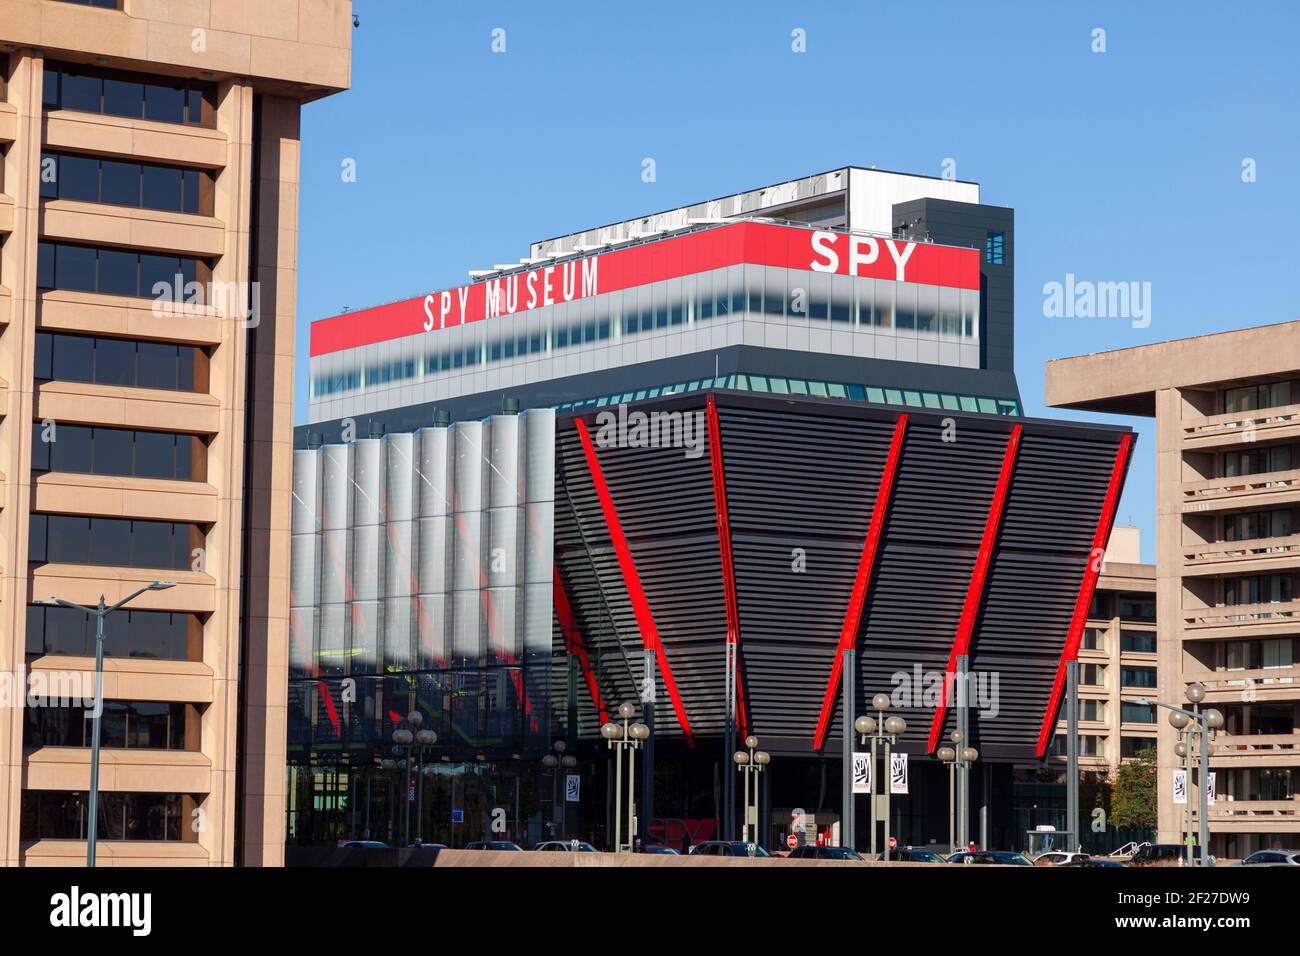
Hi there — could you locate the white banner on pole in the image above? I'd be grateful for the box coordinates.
[852,752,872,794]
[890,752,909,794]
[565,774,581,802]
[1173,769,1215,805]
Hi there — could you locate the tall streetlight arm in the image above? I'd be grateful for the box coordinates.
[109,581,176,615]
[37,579,174,869]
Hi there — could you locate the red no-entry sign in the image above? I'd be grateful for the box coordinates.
[888,836,897,850]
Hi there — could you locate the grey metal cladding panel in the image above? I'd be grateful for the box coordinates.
[716,405,894,535]
[587,406,728,736]
[851,542,970,748]
[835,421,1011,747]
[886,420,1011,547]
[716,404,892,741]
[964,551,1083,746]
[965,431,1124,747]
[554,435,642,716]
[996,431,1119,553]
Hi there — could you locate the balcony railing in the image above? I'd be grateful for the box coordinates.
[1182,402,1300,446]
[1195,667,1300,695]
[1182,599,1300,630]
[1210,733,1300,763]
[1184,533,1300,568]
[1207,796,1299,822]
[1182,467,1300,508]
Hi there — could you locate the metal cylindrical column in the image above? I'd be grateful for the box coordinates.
[1066,659,1079,853]
[841,647,855,850]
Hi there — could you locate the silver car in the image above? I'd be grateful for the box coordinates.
[533,840,598,852]
[1240,849,1300,866]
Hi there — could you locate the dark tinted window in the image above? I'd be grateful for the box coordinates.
[20,791,187,842]
[137,342,178,389]
[46,62,212,127]
[57,154,100,202]
[134,430,175,479]
[33,333,53,381]
[102,611,129,658]
[21,697,189,749]
[92,426,133,476]
[54,243,97,292]
[37,242,208,299]
[87,517,130,565]
[174,435,195,480]
[27,605,200,661]
[130,518,175,568]
[36,333,203,392]
[144,83,185,124]
[101,159,142,205]
[27,515,196,567]
[48,423,92,473]
[181,169,200,214]
[141,164,182,211]
[60,71,102,112]
[33,423,203,481]
[51,333,93,382]
[45,514,89,563]
[37,242,55,289]
[100,701,128,748]
[94,336,135,385]
[139,254,182,298]
[43,604,91,656]
[102,77,144,118]
[97,248,139,297]
[43,152,210,214]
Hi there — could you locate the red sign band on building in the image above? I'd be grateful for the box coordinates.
[309,221,982,357]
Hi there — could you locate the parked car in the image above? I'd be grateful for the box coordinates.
[464,840,523,851]
[787,845,865,862]
[640,845,680,855]
[892,847,948,863]
[687,841,772,857]
[947,850,1033,865]
[1060,857,1127,867]
[1130,844,1201,867]
[533,840,598,852]
[407,842,448,850]
[1034,851,1090,866]
[338,840,389,849]
[1240,849,1300,866]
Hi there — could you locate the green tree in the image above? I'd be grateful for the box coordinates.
[1110,747,1158,831]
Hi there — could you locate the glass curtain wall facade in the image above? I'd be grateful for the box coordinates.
[311,264,981,404]
[287,409,566,847]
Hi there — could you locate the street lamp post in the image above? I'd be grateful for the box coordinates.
[601,702,649,852]
[412,720,437,844]
[379,749,405,845]
[36,581,175,867]
[1124,686,1223,866]
[732,735,770,845]
[937,730,979,853]
[854,694,906,860]
[541,739,579,839]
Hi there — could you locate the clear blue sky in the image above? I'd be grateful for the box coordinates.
[294,0,1300,564]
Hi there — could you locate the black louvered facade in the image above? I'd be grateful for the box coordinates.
[553,390,1133,765]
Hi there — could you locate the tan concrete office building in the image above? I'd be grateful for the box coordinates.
[1049,321,1300,858]
[1049,526,1159,778]
[0,0,350,866]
